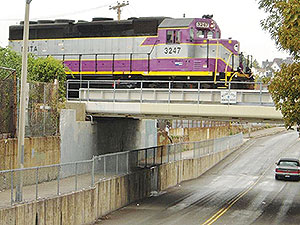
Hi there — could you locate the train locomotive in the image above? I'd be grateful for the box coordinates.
[9,15,253,88]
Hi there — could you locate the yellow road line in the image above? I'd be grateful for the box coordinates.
[201,178,261,225]
[201,151,273,225]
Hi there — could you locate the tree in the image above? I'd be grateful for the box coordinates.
[259,0,300,58]
[0,47,67,100]
[252,59,261,69]
[268,63,300,128]
[259,0,300,128]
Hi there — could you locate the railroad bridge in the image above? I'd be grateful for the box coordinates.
[67,80,282,123]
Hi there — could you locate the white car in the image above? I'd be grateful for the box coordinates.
[275,158,300,180]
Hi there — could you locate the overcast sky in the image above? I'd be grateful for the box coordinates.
[0,0,289,64]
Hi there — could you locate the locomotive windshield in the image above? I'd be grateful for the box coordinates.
[196,30,205,38]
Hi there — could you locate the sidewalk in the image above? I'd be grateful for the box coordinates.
[245,126,287,139]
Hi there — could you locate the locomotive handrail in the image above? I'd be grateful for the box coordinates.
[214,40,220,84]
[45,51,153,75]
[44,52,151,57]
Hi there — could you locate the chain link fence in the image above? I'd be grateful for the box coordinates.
[0,72,17,139]
[0,78,60,139]
[26,82,60,137]
[0,133,243,206]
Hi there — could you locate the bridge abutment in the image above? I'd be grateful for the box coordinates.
[60,108,157,164]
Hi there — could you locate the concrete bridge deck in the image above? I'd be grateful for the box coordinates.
[67,80,283,122]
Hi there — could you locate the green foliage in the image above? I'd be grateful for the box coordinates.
[276,0,300,58]
[268,63,300,128]
[259,0,300,127]
[0,47,22,78]
[258,0,300,58]
[29,56,67,100]
[0,47,67,100]
[261,76,271,84]
[252,59,261,69]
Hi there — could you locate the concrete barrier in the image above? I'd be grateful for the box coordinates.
[0,143,238,225]
[0,136,60,190]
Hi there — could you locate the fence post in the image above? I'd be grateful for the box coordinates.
[57,165,61,196]
[161,146,163,164]
[197,82,201,104]
[145,149,148,168]
[173,144,176,162]
[116,154,119,175]
[35,167,39,200]
[153,148,156,165]
[66,80,69,100]
[104,156,106,178]
[91,156,95,187]
[113,80,116,103]
[75,162,78,191]
[180,144,183,160]
[228,82,231,106]
[140,81,143,103]
[259,82,262,105]
[87,80,90,102]
[43,85,46,136]
[168,82,171,104]
[193,142,196,158]
[126,152,129,174]
[11,171,14,205]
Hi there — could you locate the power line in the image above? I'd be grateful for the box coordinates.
[0,2,116,22]
[109,1,129,21]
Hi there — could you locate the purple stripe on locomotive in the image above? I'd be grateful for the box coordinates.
[64,58,233,73]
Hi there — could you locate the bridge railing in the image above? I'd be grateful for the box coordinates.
[0,133,243,207]
[66,80,273,106]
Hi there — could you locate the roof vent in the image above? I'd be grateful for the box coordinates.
[127,17,138,20]
[92,17,114,22]
[37,20,55,24]
[20,21,37,25]
[78,20,88,23]
[54,19,75,24]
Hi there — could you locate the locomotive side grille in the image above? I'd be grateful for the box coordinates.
[193,60,202,70]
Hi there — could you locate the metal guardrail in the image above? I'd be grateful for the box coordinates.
[0,133,243,206]
[66,80,273,106]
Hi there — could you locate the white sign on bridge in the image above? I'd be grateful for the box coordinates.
[221,91,237,104]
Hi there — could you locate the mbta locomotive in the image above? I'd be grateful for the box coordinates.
[9,15,253,88]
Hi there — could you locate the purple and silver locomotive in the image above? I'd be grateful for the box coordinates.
[9,15,253,87]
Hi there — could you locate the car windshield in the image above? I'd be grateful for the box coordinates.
[278,161,299,167]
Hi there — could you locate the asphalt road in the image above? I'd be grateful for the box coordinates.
[96,130,300,225]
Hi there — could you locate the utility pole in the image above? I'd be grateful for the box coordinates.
[109,1,129,21]
[15,0,32,202]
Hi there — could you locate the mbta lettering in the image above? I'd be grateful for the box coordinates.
[21,45,38,52]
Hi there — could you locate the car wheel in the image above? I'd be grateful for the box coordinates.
[275,175,280,180]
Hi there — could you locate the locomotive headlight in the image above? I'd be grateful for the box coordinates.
[234,44,239,52]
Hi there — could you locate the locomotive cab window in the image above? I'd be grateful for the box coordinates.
[176,30,181,43]
[166,30,181,44]
[166,30,174,44]
[190,27,194,41]
[197,30,205,38]
[216,31,220,39]
[207,31,213,39]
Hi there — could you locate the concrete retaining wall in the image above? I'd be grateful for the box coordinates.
[0,170,152,225]
[0,136,60,170]
[0,136,60,189]
[0,144,237,225]
[158,126,238,146]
